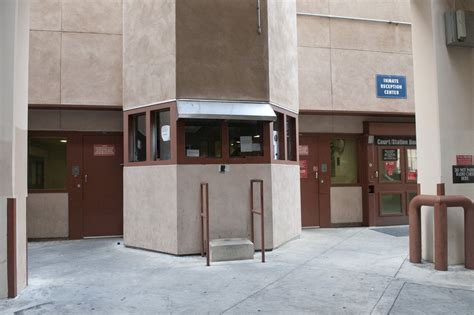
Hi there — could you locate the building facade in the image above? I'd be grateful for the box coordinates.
[25,1,415,256]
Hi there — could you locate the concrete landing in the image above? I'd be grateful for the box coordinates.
[210,238,254,262]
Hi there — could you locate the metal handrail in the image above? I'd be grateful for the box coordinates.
[250,179,265,263]
[200,183,210,266]
[409,183,474,271]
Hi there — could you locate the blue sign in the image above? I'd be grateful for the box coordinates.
[376,75,407,99]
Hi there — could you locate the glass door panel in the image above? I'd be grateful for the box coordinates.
[379,148,402,183]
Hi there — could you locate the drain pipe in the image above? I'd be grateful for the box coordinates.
[257,0,262,34]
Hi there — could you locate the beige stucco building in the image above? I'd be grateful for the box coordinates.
[5,0,471,299]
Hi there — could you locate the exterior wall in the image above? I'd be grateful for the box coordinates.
[123,0,176,109]
[299,115,415,134]
[271,164,301,248]
[28,109,123,132]
[124,165,178,254]
[176,165,273,255]
[267,0,299,112]
[0,0,30,298]
[297,0,414,113]
[29,0,122,107]
[330,187,362,224]
[411,0,474,264]
[27,193,68,239]
[176,0,268,101]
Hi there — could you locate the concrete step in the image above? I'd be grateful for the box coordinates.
[210,238,254,262]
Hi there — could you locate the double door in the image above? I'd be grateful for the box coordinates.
[299,135,331,228]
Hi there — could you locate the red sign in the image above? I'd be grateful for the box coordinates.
[94,144,115,157]
[456,155,473,166]
[384,161,396,176]
[408,171,417,181]
[300,160,308,179]
[299,145,309,156]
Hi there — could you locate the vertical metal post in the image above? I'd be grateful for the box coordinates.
[200,184,204,257]
[260,181,265,263]
[205,184,210,267]
[434,183,447,271]
[409,202,422,264]
[465,205,474,269]
[250,182,254,243]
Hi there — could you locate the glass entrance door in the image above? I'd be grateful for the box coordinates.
[374,146,417,226]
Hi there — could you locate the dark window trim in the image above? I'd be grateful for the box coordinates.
[123,102,177,167]
[270,106,299,164]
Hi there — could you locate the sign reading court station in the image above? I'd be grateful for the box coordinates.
[376,75,407,99]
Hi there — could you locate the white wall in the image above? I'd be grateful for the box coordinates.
[0,0,30,298]
[411,0,474,264]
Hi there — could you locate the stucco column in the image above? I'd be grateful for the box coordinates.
[411,0,474,265]
[0,0,30,298]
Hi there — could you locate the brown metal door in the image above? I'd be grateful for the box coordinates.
[83,135,123,236]
[299,135,332,228]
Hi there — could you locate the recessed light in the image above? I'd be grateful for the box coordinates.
[60,139,67,143]
[254,135,261,138]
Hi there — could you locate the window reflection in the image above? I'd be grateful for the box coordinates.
[184,119,222,158]
[28,138,67,190]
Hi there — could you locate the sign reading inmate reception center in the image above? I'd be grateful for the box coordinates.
[376,75,407,99]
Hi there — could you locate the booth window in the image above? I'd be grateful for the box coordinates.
[330,138,358,185]
[273,112,285,160]
[286,116,297,161]
[229,120,264,157]
[28,138,67,190]
[152,109,171,160]
[184,119,222,158]
[129,113,147,162]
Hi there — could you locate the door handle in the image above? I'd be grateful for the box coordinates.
[315,171,319,179]
[375,170,379,178]
[84,174,88,183]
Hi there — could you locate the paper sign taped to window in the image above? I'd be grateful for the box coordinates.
[240,136,253,152]
[161,125,170,142]
[252,143,261,152]
[93,144,115,157]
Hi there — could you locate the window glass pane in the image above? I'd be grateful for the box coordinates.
[406,148,417,183]
[330,138,358,185]
[408,191,417,205]
[381,193,403,215]
[185,119,221,158]
[286,116,297,161]
[379,148,401,183]
[129,113,147,162]
[229,120,264,157]
[28,138,67,190]
[152,110,171,160]
[273,113,285,160]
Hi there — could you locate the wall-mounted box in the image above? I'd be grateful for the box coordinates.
[446,10,474,47]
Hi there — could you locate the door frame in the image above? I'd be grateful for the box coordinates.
[299,132,362,228]
[27,130,123,239]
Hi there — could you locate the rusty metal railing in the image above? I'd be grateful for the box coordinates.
[200,183,210,266]
[250,179,265,263]
[409,183,474,271]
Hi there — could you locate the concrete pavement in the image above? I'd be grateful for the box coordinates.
[0,227,473,314]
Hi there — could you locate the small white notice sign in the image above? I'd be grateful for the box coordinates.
[240,136,253,152]
[161,125,170,142]
[186,149,200,157]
